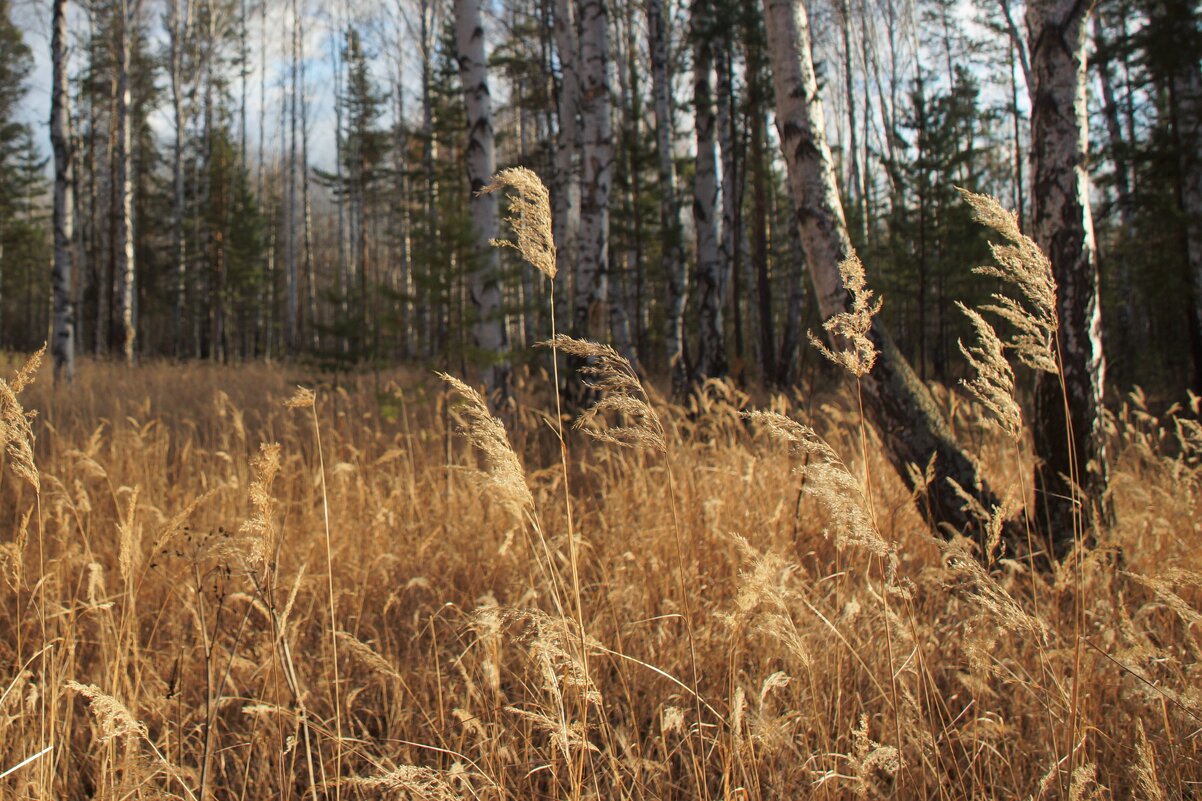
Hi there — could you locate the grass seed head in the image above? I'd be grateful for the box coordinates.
[66,681,148,742]
[544,335,666,452]
[957,302,1022,440]
[808,252,882,377]
[959,188,1059,373]
[481,167,557,280]
[440,373,534,522]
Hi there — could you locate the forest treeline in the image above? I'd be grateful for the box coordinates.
[0,0,1200,397]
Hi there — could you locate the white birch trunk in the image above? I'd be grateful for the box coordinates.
[575,0,615,345]
[1026,0,1109,548]
[554,0,580,326]
[114,0,137,364]
[51,0,75,381]
[646,0,687,391]
[763,0,1011,543]
[454,0,509,395]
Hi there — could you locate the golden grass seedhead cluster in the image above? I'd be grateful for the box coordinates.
[808,253,881,377]
[544,334,666,452]
[957,302,1022,440]
[744,410,894,568]
[284,385,316,409]
[959,188,1059,374]
[66,681,147,743]
[481,167,557,280]
[340,765,472,800]
[439,372,534,522]
[0,344,43,490]
[240,441,282,567]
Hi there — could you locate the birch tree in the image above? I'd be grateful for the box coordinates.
[454,0,508,394]
[51,0,74,381]
[553,0,579,317]
[575,0,618,350]
[114,0,140,363]
[1026,0,1109,548]
[763,0,1011,540]
[646,0,687,391]
[168,0,192,355]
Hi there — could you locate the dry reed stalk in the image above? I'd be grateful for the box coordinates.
[285,385,343,800]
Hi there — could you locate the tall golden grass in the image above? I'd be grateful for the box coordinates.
[1,177,1200,799]
[0,353,1194,799]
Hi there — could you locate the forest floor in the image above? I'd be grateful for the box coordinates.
[0,355,1198,800]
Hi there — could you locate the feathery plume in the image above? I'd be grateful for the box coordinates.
[808,253,882,377]
[541,335,666,452]
[240,442,282,567]
[66,681,147,742]
[744,411,893,566]
[440,373,534,522]
[338,765,469,800]
[959,189,1058,373]
[957,302,1022,439]
[335,631,400,681]
[0,346,44,490]
[1134,719,1166,801]
[284,386,316,409]
[480,167,557,280]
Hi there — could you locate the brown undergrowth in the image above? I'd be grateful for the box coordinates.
[0,354,1197,800]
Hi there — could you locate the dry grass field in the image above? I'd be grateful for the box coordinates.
[0,348,1198,800]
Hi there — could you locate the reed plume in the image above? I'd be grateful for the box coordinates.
[542,334,666,452]
[959,188,1058,373]
[480,166,557,280]
[808,252,882,377]
[440,372,534,521]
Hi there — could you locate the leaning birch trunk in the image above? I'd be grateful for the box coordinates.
[51,0,75,382]
[1027,0,1109,552]
[114,0,136,364]
[692,0,724,380]
[455,0,509,396]
[574,0,614,345]
[763,0,1009,541]
[646,0,688,392]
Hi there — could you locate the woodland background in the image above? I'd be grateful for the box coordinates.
[0,0,1196,395]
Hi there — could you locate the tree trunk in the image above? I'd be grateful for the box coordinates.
[1027,0,1109,553]
[170,0,190,357]
[455,0,509,396]
[646,0,688,392]
[52,0,75,382]
[299,5,318,352]
[285,0,299,354]
[1166,3,1202,392]
[693,0,723,379]
[553,0,580,326]
[574,0,616,347]
[1092,10,1141,378]
[114,0,138,364]
[763,0,1010,543]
